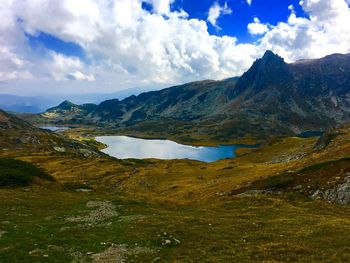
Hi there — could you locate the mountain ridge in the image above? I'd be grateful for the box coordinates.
[34,50,350,141]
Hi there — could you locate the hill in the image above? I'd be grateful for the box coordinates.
[1,107,350,261]
[0,109,102,157]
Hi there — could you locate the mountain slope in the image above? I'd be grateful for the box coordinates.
[0,109,102,157]
[38,51,350,141]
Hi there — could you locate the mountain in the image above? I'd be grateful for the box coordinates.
[224,51,350,131]
[36,51,350,141]
[0,87,151,113]
[0,109,102,157]
[0,94,52,113]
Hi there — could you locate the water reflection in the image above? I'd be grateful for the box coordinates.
[96,136,257,162]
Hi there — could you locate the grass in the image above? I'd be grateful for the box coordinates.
[1,188,350,262]
[256,173,296,189]
[299,157,350,173]
[0,158,54,187]
[1,122,350,261]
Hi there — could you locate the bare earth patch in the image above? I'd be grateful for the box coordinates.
[65,200,119,227]
[91,244,154,263]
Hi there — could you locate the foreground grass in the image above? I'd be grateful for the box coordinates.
[1,187,350,262]
[1,124,350,262]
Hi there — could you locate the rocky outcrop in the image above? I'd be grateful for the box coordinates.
[312,176,350,205]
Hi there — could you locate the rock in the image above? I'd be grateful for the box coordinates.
[313,177,350,205]
[311,189,323,200]
[173,238,181,244]
[65,200,118,227]
[79,148,95,157]
[293,185,302,190]
[163,239,172,245]
[323,178,350,205]
[91,244,154,263]
[53,146,66,153]
[29,248,44,256]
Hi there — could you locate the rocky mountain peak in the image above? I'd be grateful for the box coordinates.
[232,50,291,97]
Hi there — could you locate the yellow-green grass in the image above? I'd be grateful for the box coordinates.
[1,124,350,262]
[1,187,350,262]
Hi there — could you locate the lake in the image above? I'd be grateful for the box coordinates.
[95,136,258,162]
[39,126,70,132]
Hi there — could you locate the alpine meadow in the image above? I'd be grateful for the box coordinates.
[1,0,350,262]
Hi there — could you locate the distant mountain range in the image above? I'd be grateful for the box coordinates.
[0,87,151,113]
[31,51,350,141]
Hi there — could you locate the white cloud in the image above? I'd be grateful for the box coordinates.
[0,0,349,95]
[247,17,269,35]
[68,71,95,81]
[47,52,95,82]
[207,2,232,29]
[246,0,252,5]
[0,47,33,81]
[260,0,350,61]
[147,0,175,15]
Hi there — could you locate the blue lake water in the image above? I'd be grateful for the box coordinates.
[39,126,70,132]
[96,136,258,162]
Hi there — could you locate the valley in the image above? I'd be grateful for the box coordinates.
[1,51,350,262]
[1,109,350,262]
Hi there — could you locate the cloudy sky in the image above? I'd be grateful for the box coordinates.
[1,0,350,95]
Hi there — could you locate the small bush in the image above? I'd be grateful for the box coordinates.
[0,158,54,188]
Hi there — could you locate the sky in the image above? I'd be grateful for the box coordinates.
[1,0,350,96]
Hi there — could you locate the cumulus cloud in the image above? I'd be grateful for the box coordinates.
[0,47,33,81]
[147,0,175,15]
[0,0,350,95]
[247,17,269,35]
[47,52,95,82]
[260,0,350,61]
[207,2,232,29]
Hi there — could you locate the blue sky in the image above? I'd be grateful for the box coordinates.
[177,0,307,42]
[0,0,350,95]
[28,0,308,59]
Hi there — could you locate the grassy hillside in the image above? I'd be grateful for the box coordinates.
[0,158,54,187]
[1,109,350,262]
